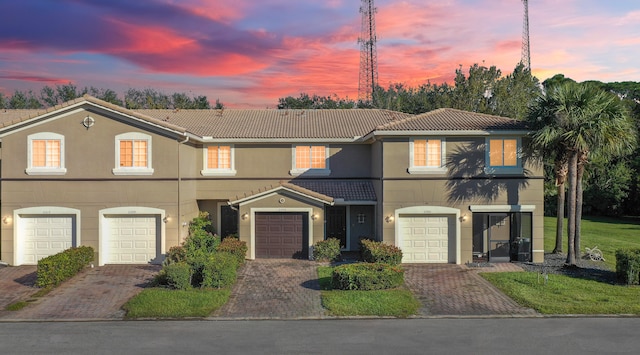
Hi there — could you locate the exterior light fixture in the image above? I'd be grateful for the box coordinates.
[162,216,170,223]
[385,215,394,223]
[2,216,11,224]
[242,213,249,220]
[459,214,468,222]
[312,213,319,220]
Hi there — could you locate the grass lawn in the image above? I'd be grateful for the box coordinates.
[317,266,420,318]
[122,288,230,318]
[544,216,640,270]
[482,272,640,314]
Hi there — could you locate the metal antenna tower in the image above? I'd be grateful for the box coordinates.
[521,0,531,69]
[358,0,379,104]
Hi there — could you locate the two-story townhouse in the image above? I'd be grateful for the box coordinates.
[0,96,543,266]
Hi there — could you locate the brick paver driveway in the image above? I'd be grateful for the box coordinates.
[0,266,38,316]
[213,259,326,319]
[404,263,537,316]
[0,265,160,321]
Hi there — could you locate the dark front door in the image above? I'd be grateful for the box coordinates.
[325,206,347,249]
[220,205,238,239]
[488,213,511,262]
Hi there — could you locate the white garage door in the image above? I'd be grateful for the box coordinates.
[400,216,450,263]
[22,216,73,265]
[106,215,158,264]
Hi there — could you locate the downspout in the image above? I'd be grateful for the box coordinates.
[177,135,189,244]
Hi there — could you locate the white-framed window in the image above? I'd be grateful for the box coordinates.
[290,144,331,176]
[113,132,154,175]
[485,137,523,174]
[201,145,236,176]
[408,138,446,174]
[26,132,67,175]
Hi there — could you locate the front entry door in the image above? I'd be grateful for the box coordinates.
[220,205,238,239]
[488,213,510,262]
[325,206,346,249]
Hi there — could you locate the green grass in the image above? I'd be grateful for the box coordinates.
[5,301,29,311]
[544,216,640,269]
[122,288,230,318]
[317,266,421,318]
[482,271,640,314]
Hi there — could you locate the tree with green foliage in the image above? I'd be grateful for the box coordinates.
[8,90,42,109]
[527,82,636,265]
[490,63,542,120]
[277,93,356,109]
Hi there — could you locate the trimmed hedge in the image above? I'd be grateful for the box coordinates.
[313,238,341,262]
[360,239,403,265]
[616,249,640,285]
[216,237,247,267]
[202,252,238,288]
[331,263,404,291]
[36,246,94,288]
[164,262,192,290]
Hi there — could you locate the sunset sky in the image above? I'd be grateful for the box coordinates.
[0,0,638,108]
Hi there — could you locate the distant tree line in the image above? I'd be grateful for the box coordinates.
[0,84,218,110]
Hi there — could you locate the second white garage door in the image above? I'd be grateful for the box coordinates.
[106,215,158,264]
[400,215,451,263]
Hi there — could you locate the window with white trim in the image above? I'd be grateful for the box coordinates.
[26,132,67,175]
[408,138,446,174]
[201,145,236,176]
[113,132,154,175]
[290,144,330,176]
[485,137,522,174]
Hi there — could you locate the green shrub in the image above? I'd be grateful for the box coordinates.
[164,262,192,290]
[36,246,94,288]
[360,239,403,265]
[313,238,341,262]
[216,237,247,267]
[164,245,187,265]
[331,263,404,291]
[201,252,238,288]
[616,249,640,285]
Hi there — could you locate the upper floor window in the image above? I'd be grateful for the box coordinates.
[485,138,522,174]
[408,138,446,174]
[26,132,67,175]
[290,144,330,176]
[201,145,236,176]
[113,132,154,175]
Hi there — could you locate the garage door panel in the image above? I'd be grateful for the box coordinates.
[106,216,158,264]
[255,213,306,259]
[400,215,452,263]
[21,215,75,265]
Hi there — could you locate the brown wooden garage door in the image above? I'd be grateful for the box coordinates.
[255,212,307,258]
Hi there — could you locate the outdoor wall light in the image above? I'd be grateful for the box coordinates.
[242,213,249,220]
[162,216,170,223]
[2,216,11,224]
[385,215,394,223]
[311,212,319,220]
[459,214,468,222]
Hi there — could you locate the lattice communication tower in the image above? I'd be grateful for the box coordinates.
[358,0,379,104]
[521,0,531,69]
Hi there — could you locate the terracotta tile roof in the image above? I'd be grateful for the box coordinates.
[375,108,528,132]
[136,108,409,139]
[229,181,335,205]
[288,180,376,201]
[0,96,186,134]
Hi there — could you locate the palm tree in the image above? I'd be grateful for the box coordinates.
[527,82,636,265]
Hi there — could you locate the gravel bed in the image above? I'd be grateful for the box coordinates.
[516,252,617,284]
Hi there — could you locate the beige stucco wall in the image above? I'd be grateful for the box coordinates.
[0,107,198,263]
[380,136,545,264]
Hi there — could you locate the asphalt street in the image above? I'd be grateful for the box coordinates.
[1,317,638,354]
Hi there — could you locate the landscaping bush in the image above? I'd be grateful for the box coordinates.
[36,246,94,288]
[216,237,247,267]
[201,252,238,288]
[615,249,640,285]
[164,245,187,265]
[313,238,341,262]
[360,239,403,265]
[331,263,404,291]
[164,262,192,290]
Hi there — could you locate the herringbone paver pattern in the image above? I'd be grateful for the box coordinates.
[1,265,160,320]
[213,259,326,319]
[404,263,538,316]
